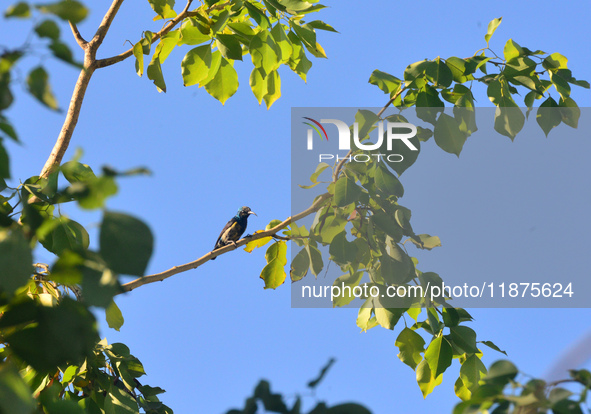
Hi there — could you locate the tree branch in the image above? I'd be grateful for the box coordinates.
[39,64,95,178]
[119,192,332,293]
[90,0,125,49]
[39,0,128,178]
[95,0,194,69]
[69,22,88,49]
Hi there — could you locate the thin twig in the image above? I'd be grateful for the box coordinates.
[119,192,331,293]
[69,22,88,49]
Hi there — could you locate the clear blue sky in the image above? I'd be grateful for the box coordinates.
[4,0,591,412]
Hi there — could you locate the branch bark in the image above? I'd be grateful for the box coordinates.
[119,192,332,293]
[39,0,126,178]
[40,0,195,178]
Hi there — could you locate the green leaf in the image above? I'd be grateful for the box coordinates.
[479,340,507,356]
[305,20,338,33]
[199,50,222,87]
[216,34,243,61]
[27,66,58,110]
[287,32,312,81]
[147,57,166,92]
[211,9,229,33]
[488,78,524,139]
[306,244,323,276]
[106,300,124,331]
[260,241,287,289]
[0,142,10,179]
[249,67,266,105]
[0,227,32,294]
[36,1,88,23]
[373,303,404,330]
[368,69,401,96]
[147,0,176,20]
[0,362,36,414]
[204,57,239,105]
[49,40,78,66]
[329,231,358,266]
[0,117,19,142]
[460,355,487,392]
[503,38,523,62]
[434,113,466,156]
[454,377,471,401]
[543,52,568,71]
[416,359,443,398]
[153,30,180,64]
[445,57,470,83]
[356,300,378,332]
[450,326,479,354]
[244,1,270,29]
[250,31,280,75]
[396,327,425,370]
[410,234,441,250]
[424,336,453,378]
[483,360,518,386]
[374,165,403,197]
[290,247,309,282]
[181,45,212,87]
[133,42,144,76]
[292,21,326,58]
[550,69,571,100]
[334,176,362,207]
[105,383,139,413]
[558,97,580,128]
[263,69,281,109]
[39,217,89,256]
[276,0,313,12]
[5,2,31,18]
[35,19,60,40]
[484,17,502,46]
[61,161,95,183]
[99,211,154,276]
[271,23,293,63]
[536,97,561,137]
[2,299,97,372]
[227,22,257,44]
[425,58,453,88]
[178,18,211,45]
[331,271,363,307]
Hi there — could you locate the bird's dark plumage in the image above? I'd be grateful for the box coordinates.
[211,206,256,260]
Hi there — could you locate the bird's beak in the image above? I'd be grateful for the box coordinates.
[249,211,257,216]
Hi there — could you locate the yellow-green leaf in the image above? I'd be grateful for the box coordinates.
[204,57,238,104]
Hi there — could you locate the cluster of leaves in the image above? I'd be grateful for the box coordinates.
[0,151,171,412]
[368,17,588,156]
[241,18,589,401]
[454,362,591,414]
[227,359,371,414]
[137,0,335,106]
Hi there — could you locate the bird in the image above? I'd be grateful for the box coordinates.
[211,206,257,260]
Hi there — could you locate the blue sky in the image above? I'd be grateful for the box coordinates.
[4,0,591,412]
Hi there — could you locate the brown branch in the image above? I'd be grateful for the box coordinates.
[39,0,128,178]
[39,64,96,178]
[90,0,125,49]
[119,192,332,293]
[69,22,88,48]
[95,0,194,69]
